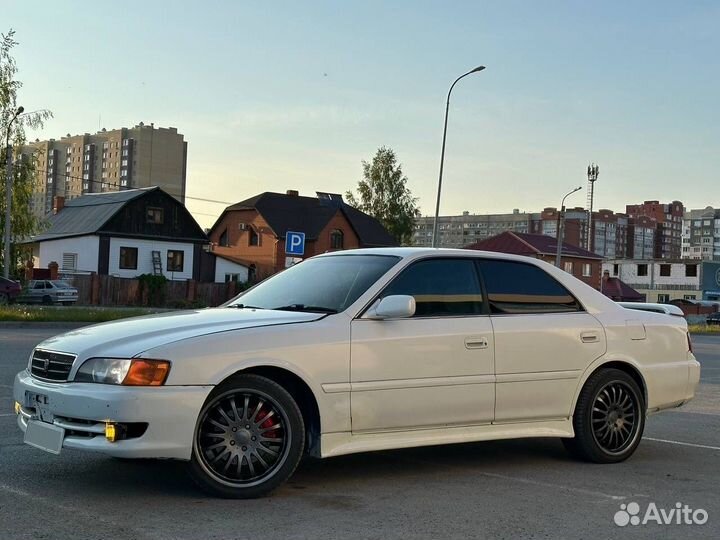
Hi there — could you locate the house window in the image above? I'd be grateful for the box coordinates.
[62,253,77,271]
[147,207,164,224]
[224,273,243,283]
[330,229,344,250]
[219,228,229,247]
[563,261,573,274]
[582,263,592,277]
[119,247,138,270]
[167,250,184,272]
[613,264,619,276]
[657,293,670,303]
[249,227,260,246]
[685,264,698,277]
[660,264,671,277]
[684,294,697,300]
[637,264,648,277]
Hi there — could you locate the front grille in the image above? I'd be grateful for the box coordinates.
[30,349,76,382]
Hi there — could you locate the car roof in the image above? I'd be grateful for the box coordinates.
[315,247,544,263]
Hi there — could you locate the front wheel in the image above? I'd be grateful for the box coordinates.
[563,368,645,463]
[189,374,305,498]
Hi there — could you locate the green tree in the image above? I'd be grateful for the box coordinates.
[1,29,52,277]
[345,146,420,245]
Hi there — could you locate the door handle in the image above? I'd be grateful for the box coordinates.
[580,332,599,343]
[465,337,489,349]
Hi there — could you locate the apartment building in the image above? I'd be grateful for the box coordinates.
[23,123,187,217]
[682,207,720,260]
[625,200,684,259]
[603,259,720,303]
[413,210,535,248]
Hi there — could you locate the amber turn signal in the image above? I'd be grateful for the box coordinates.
[122,359,170,386]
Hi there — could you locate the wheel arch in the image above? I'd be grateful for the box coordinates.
[570,357,648,417]
[218,365,322,457]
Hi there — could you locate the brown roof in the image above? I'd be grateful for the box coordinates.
[465,231,602,260]
[601,277,643,301]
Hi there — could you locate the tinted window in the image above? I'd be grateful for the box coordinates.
[478,260,581,314]
[383,259,483,317]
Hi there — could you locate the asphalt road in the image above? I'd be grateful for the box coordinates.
[1,326,718,540]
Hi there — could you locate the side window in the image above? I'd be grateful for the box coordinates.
[382,258,484,317]
[478,260,581,314]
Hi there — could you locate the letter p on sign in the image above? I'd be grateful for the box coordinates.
[285,231,305,256]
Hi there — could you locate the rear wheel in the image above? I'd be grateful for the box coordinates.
[563,368,645,463]
[0,293,8,305]
[189,374,305,498]
[42,295,53,305]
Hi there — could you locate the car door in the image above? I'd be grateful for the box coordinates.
[31,281,46,302]
[477,259,606,423]
[350,257,495,433]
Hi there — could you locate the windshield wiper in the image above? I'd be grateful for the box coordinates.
[271,304,338,314]
[227,304,264,309]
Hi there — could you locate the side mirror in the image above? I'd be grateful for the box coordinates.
[366,295,416,320]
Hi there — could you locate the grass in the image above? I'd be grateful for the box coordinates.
[688,323,720,334]
[0,305,170,323]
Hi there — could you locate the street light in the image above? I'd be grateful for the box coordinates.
[4,105,24,279]
[555,186,583,268]
[431,66,486,248]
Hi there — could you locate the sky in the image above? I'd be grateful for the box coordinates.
[4,1,719,228]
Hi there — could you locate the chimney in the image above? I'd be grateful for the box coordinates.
[53,196,65,214]
[286,190,299,197]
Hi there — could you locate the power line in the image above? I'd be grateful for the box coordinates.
[32,167,234,206]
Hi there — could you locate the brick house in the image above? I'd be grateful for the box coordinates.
[465,231,603,288]
[208,190,396,277]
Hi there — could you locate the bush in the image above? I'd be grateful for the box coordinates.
[137,274,168,307]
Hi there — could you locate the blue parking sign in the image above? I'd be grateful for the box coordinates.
[285,231,305,256]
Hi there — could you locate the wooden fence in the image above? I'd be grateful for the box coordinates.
[61,274,240,307]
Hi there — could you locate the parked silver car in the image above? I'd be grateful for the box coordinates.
[21,280,79,306]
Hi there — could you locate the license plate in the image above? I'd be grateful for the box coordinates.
[24,420,64,454]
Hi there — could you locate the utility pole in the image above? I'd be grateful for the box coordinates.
[585,163,599,251]
[3,106,24,279]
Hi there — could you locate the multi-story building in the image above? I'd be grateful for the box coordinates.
[413,210,534,248]
[625,200,684,259]
[682,207,720,260]
[23,123,187,217]
[626,215,656,260]
[536,207,588,248]
[592,210,628,259]
[603,259,720,303]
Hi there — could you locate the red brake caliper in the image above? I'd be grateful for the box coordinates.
[256,408,279,439]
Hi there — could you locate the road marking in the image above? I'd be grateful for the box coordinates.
[476,471,629,500]
[380,452,630,501]
[0,413,16,417]
[645,437,720,451]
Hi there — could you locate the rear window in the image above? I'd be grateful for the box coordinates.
[477,260,581,314]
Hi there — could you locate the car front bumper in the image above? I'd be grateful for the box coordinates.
[13,370,212,459]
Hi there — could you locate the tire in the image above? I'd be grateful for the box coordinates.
[189,374,305,498]
[0,293,8,305]
[42,295,53,305]
[563,368,645,463]
[62,301,75,306]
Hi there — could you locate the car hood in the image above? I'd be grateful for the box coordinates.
[36,308,324,359]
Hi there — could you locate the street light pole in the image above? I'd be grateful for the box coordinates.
[4,105,24,279]
[555,186,582,268]
[431,66,485,248]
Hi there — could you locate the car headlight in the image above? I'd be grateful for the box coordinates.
[74,358,170,386]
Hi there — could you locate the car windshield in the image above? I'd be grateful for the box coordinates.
[227,254,400,313]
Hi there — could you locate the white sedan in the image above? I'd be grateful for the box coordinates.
[13,248,700,498]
